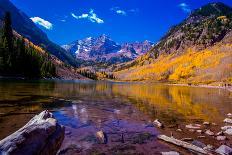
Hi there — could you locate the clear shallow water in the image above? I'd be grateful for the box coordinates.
[0,79,231,154]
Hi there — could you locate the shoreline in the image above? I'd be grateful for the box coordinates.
[166,83,232,92]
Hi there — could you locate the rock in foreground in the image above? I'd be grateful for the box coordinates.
[0,110,65,155]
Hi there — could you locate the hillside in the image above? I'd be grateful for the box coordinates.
[0,0,78,67]
[62,35,153,64]
[114,2,232,84]
[0,12,86,80]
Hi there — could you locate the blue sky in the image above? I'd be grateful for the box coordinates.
[11,0,232,45]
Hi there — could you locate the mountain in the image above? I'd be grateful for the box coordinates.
[62,35,153,64]
[114,2,232,84]
[0,0,78,66]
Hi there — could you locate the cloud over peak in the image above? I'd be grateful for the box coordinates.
[30,17,53,30]
[178,3,191,13]
[71,9,104,24]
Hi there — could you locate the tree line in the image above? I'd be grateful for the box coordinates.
[0,12,56,78]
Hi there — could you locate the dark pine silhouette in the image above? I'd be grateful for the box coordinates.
[0,12,56,78]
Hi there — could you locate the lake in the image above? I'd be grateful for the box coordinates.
[0,79,231,154]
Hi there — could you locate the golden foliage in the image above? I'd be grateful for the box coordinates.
[115,45,232,84]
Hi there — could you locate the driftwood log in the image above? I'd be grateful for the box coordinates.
[0,110,65,155]
[158,135,208,154]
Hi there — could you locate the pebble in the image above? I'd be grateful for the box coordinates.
[205,130,214,136]
[196,130,202,133]
[203,145,213,151]
[192,140,206,148]
[176,129,182,132]
[216,136,227,141]
[153,119,164,128]
[189,129,195,132]
[185,124,201,129]
[227,113,232,118]
[198,136,206,138]
[224,128,232,135]
[203,122,210,125]
[96,130,107,144]
[215,145,232,155]
[161,151,180,155]
[224,118,232,124]
[212,123,217,126]
[221,126,232,130]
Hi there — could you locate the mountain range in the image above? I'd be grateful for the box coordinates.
[62,35,153,64]
[115,2,232,84]
[0,0,231,83]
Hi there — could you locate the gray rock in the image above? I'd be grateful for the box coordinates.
[0,110,65,155]
[215,145,232,155]
[224,128,232,135]
[192,140,206,148]
[221,126,232,130]
[224,118,232,124]
[205,130,214,136]
[203,145,213,151]
[216,136,227,141]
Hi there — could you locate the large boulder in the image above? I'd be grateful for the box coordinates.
[0,110,65,155]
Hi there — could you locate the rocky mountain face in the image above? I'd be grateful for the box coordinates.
[149,2,232,57]
[117,2,232,69]
[0,0,78,66]
[62,35,153,64]
[114,2,232,83]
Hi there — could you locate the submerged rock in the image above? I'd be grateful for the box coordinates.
[161,151,180,155]
[221,126,232,130]
[153,119,164,128]
[215,145,232,155]
[203,145,214,151]
[185,124,201,129]
[203,122,210,125]
[176,129,182,132]
[96,130,108,144]
[224,128,232,135]
[192,140,206,148]
[216,136,227,141]
[205,130,214,136]
[224,118,232,124]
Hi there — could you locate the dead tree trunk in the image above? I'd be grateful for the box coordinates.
[0,110,65,155]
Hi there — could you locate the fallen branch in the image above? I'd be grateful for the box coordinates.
[157,135,208,154]
[0,110,65,155]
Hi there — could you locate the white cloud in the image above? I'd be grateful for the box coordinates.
[71,9,104,24]
[116,10,127,16]
[111,7,127,16]
[30,17,53,30]
[178,3,191,13]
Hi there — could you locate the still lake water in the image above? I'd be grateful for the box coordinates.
[0,79,231,154]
